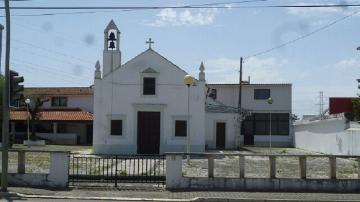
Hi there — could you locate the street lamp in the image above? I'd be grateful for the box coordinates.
[183,75,194,163]
[25,98,31,142]
[267,97,273,151]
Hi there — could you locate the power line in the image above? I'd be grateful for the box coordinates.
[244,9,359,60]
[2,4,360,10]
[13,39,94,64]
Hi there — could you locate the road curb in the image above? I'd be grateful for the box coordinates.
[3,192,360,202]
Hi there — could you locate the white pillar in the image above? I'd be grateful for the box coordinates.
[49,152,69,187]
[53,122,58,134]
[166,155,183,189]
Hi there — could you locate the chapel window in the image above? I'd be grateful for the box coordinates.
[143,77,156,95]
[111,120,123,136]
[175,120,187,137]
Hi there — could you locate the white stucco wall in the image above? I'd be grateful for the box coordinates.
[294,118,360,155]
[205,113,239,150]
[42,95,93,112]
[93,49,206,154]
[207,84,292,112]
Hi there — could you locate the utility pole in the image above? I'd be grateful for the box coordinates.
[0,24,3,72]
[238,57,243,149]
[2,0,10,191]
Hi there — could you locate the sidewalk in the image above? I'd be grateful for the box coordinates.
[3,186,360,201]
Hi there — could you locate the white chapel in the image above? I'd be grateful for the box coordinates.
[93,20,293,154]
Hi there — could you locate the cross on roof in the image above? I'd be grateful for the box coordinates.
[146,38,154,49]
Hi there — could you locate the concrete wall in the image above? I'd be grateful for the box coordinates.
[37,133,77,145]
[8,152,69,188]
[94,49,206,154]
[294,118,360,155]
[166,155,360,192]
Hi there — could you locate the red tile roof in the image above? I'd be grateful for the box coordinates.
[24,87,93,96]
[11,110,93,121]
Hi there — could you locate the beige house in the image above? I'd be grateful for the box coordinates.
[10,87,94,145]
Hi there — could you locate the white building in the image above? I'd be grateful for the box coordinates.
[93,20,293,154]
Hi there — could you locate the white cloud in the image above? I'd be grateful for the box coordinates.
[287,1,359,17]
[333,57,360,71]
[146,8,217,27]
[204,57,289,84]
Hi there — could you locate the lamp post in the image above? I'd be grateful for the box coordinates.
[25,98,31,142]
[267,97,273,151]
[183,75,193,163]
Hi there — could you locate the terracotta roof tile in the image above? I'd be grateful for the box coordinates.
[24,87,93,96]
[11,110,93,121]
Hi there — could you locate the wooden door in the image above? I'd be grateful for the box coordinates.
[137,112,161,154]
[216,122,226,149]
[243,120,254,145]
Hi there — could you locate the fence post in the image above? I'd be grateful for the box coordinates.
[115,156,118,187]
[166,154,183,189]
[269,156,276,179]
[17,151,25,174]
[239,155,245,178]
[329,156,336,179]
[49,152,70,187]
[299,156,306,179]
[358,157,360,179]
[208,155,214,178]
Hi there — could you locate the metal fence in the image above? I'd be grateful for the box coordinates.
[69,153,166,187]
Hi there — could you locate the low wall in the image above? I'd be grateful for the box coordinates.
[37,133,77,145]
[8,151,69,188]
[166,154,360,192]
[294,118,360,155]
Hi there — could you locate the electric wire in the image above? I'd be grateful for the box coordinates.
[243,9,360,61]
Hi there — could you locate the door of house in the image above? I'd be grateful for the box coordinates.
[243,120,254,145]
[137,112,161,154]
[216,122,226,149]
[86,124,93,145]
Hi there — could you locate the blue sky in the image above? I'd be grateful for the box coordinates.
[0,0,360,117]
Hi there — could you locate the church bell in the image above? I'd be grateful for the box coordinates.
[108,32,117,49]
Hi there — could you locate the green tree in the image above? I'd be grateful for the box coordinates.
[352,98,360,121]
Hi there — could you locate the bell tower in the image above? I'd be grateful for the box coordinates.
[103,19,121,76]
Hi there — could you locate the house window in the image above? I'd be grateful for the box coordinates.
[143,77,156,95]
[254,89,270,100]
[51,97,67,107]
[209,89,217,99]
[175,120,187,137]
[111,120,123,136]
[253,113,289,136]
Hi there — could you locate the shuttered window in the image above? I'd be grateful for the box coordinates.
[111,120,123,136]
[143,77,156,95]
[175,120,187,137]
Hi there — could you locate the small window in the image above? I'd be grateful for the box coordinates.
[111,120,123,136]
[51,97,67,107]
[175,120,187,137]
[254,89,270,100]
[143,77,156,95]
[209,89,217,99]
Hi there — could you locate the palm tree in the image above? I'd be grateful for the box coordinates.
[25,96,49,140]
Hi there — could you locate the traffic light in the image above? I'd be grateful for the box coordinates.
[9,70,24,107]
